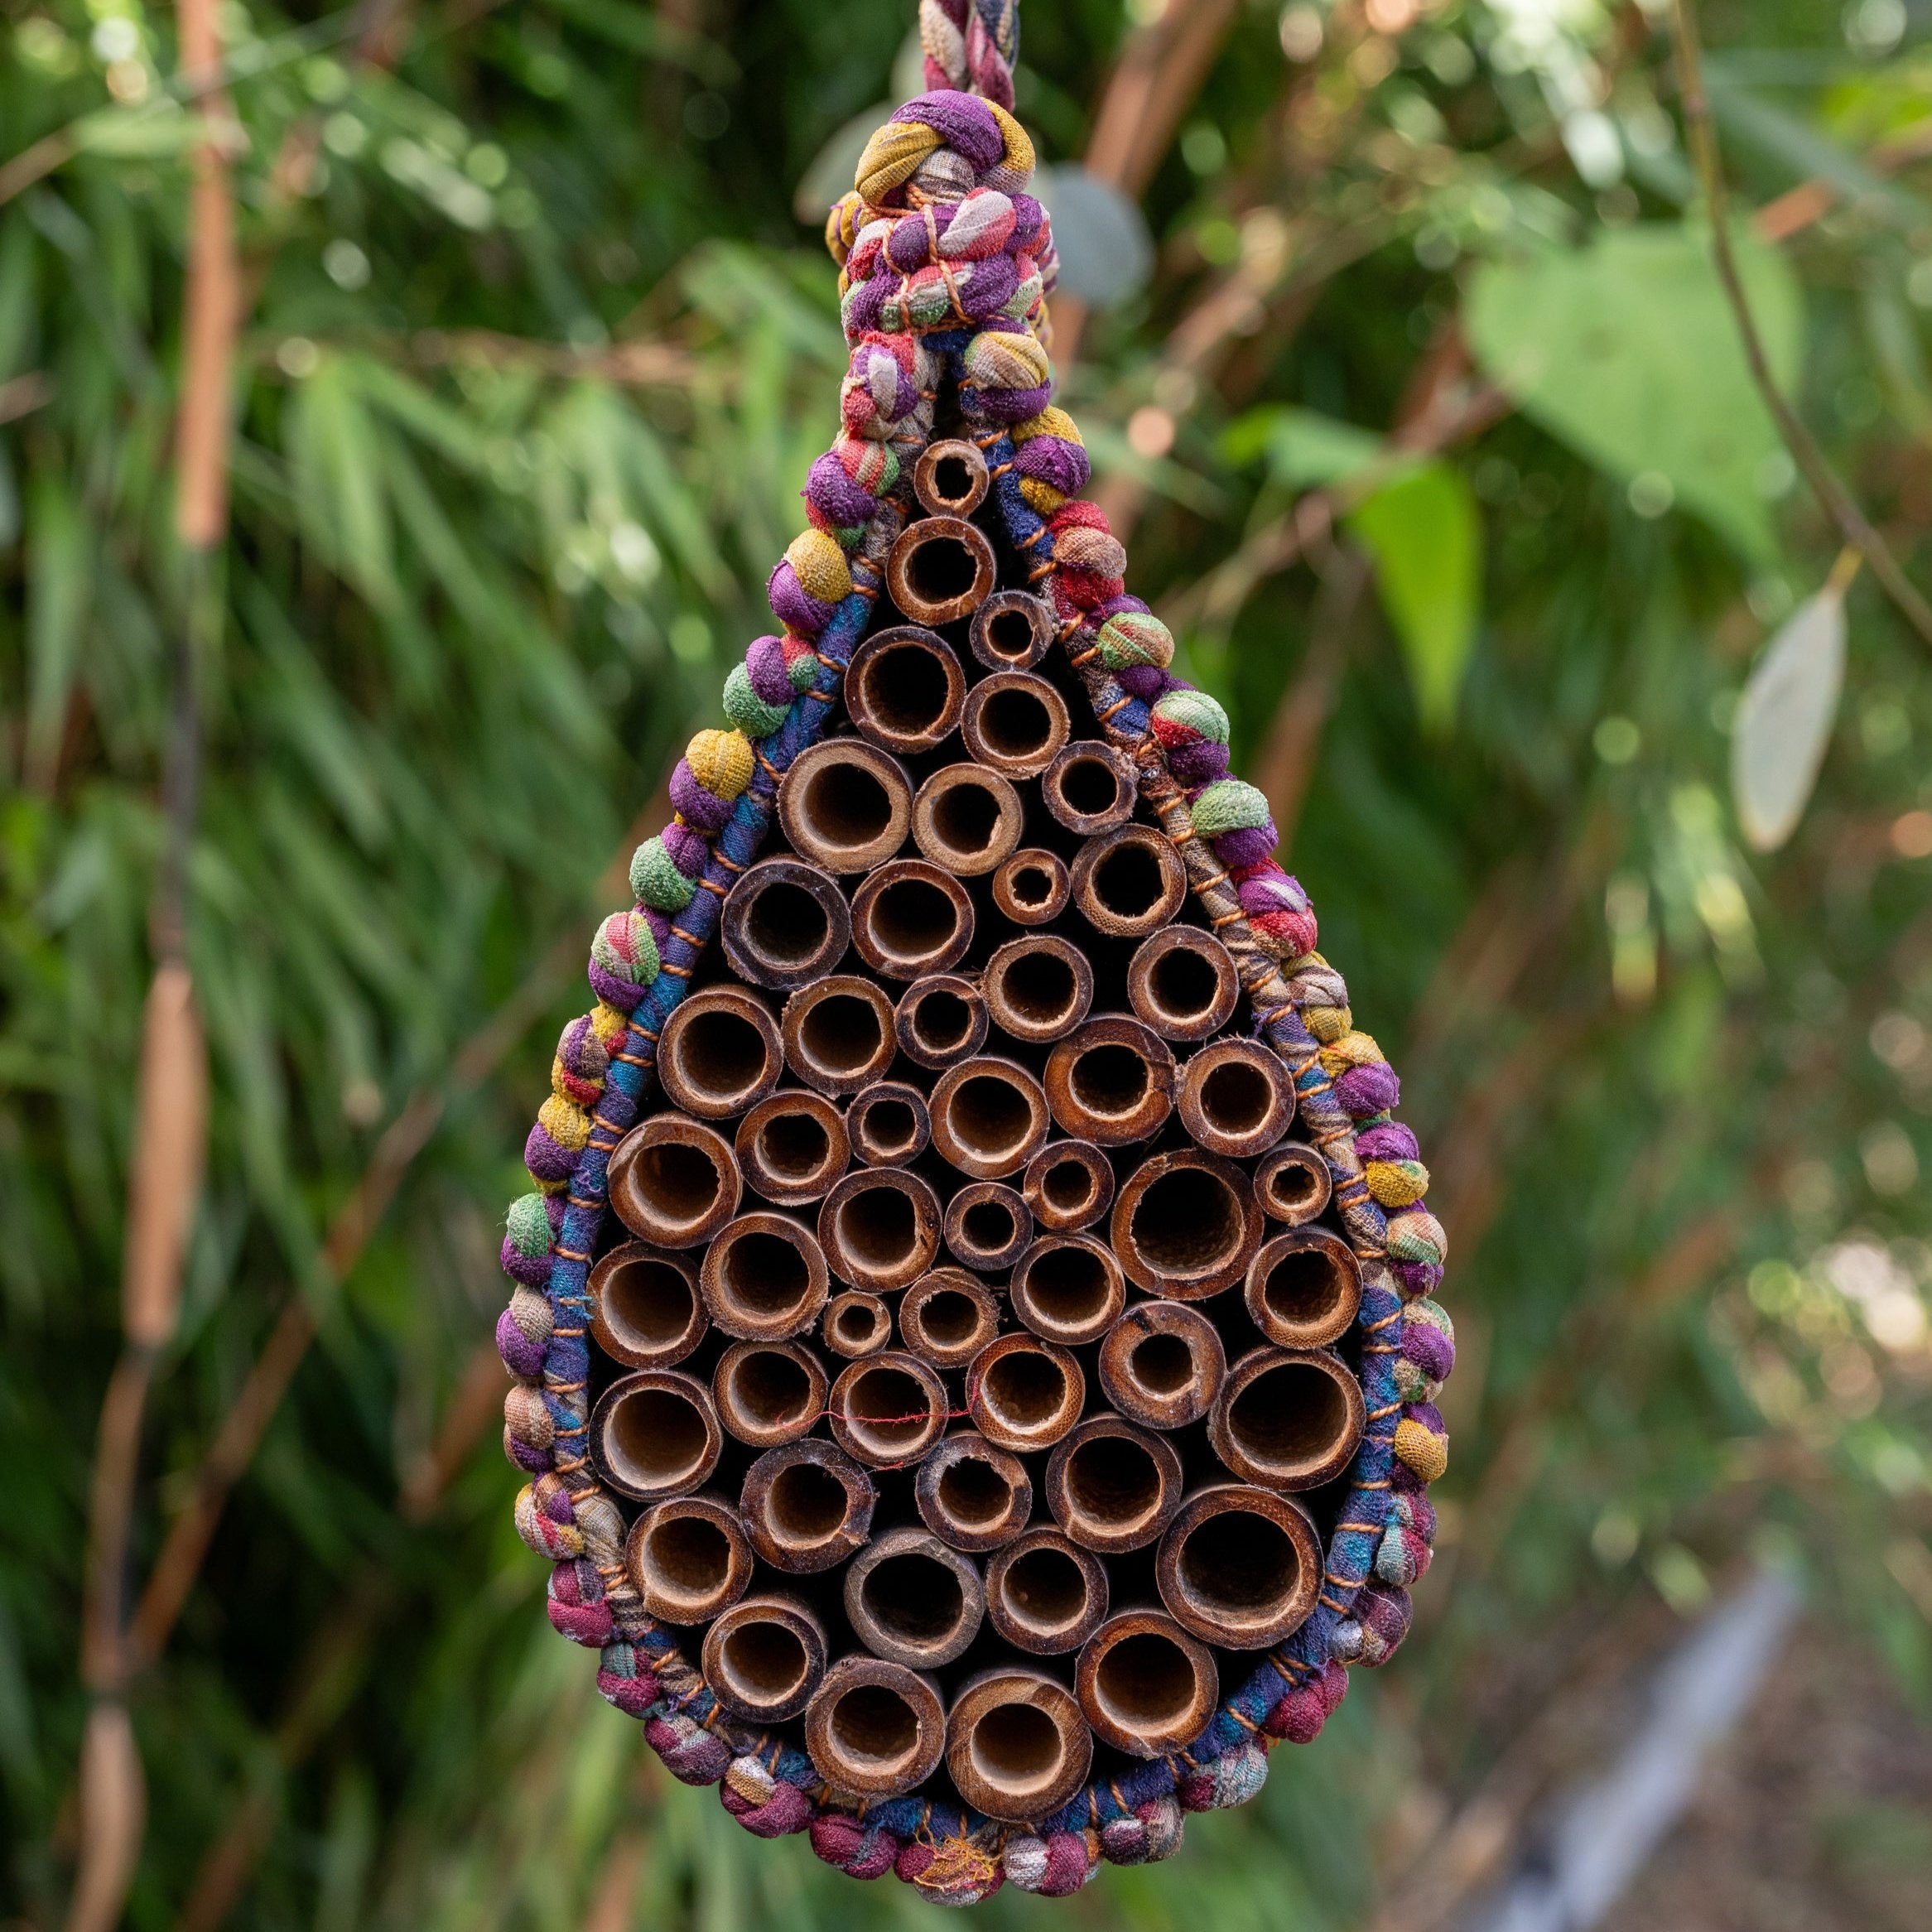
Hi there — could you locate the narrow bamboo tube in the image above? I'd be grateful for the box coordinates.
[625,1494,754,1625]
[720,855,850,990]
[780,975,898,1096]
[991,847,1072,926]
[1111,1148,1263,1298]
[740,1437,876,1573]
[1070,825,1188,938]
[970,587,1055,672]
[985,1530,1110,1655]
[894,972,990,1070]
[1021,1139,1115,1234]
[817,1168,942,1291]
[698,1211,830,1340]
[1009,1235,1125,1347]
[914,1430,1033,1551]
[1254,1142,1333,1225]
[899,1270,1001,1369]
[828,1350,950,1467]
[983,935,1094,1045]
[912,762,1024,876]
[1045,1416,1184,1554]
[943,1181,1033,1272]
[1178,1037,1295,1159]
[1043,1016,1177,1145]
[1097,1299,1226,1430]
[588,1369,722,1501]
[657,986,783,1120]
[1076,1611,1219,1757]
[929,1055,1053,1181]
[1208,1346,1366,1491]
[701,1593,827,1723]
[1155,1485,1322,1649]
[850,857,975,980]
[1040,740,1137,837]
[1126,925,1241,1042]
[804,1656,947,1798]
[711,1338,828,1448]
[946,1670,1093,1823]
[966,1334,1085,1453]
[823,1289,893,1360]
[846,626,967,755]
[843,1525,985,1669]
[735,1090,850,1206]
[960,671,1071,779]
[777,737,914,874]
[913,436,990,518]
[846,1079,931,1167]
[1244,1228,1361,1350]
[589,1242,706,1369]
[887,513,996,625]
[608,1114,742,1249]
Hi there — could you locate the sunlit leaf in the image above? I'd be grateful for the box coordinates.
[1730,581,1847,852]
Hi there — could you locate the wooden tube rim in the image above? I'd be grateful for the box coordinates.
[701,1593,827,1723]
[1208,1345,1367,1491]
[1043,1015,1177,1147]
[966,1333,1085,1453]
[914,1429,1033,1552]
[719,855,850,991]
[970,588,1054,672]
[913,436,990,518]
[828,1349,950,1467]
[985,1529,1111,1655]
[945,1669,1094,1823]
[1244,1227,1362,1350]
[899,1269,1001,1369]
[740,1437,876,1573]
[779,975,898,1096]
[698,1210,830,1341]
[1178,1036,1296,1160]
[1044,1415,1184,1554]
[850,857,976,981]
[657,985,783,1120]
[817,1167,942,1291]
[1097,1298,1226,1431]
[776,737,915,874]
[1009,1234,1125,1347]
[1040,740,1137,837]
[1111,1147,1263,1298]
[842,1525,985,1669]
[1021,1138,1115,1234]
[846,1079,931,1168]
[734,1089,850,1207]
[983,933,1095,1046]
[991,846,1072,926]
[1155,1484,1322,1649]
[711,1338,828,1448]
[588,1241,706,1369]
[943,1181,1034,1273]
[1254,1141,1334,1226]
[886,513,996,626]
[805,1655,947,1798]
[894,971,990,1071]
[588,1368,722,1502]
[1070,823,1188,939]
[846,625,967,757]
[1076,1609,1219,1757]
[608,1113,742,1250]
[960,670,1071,779]
[625,1494,754,1625]
[911,761,1024,877]
[1126,925,1241,1042]
[822,1289,893,1360]
[929,1054,1053,1181]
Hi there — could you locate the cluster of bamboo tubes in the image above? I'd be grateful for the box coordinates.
[585,436,1369,1818]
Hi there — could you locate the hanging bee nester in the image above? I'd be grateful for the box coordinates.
[497,0,1453,1902]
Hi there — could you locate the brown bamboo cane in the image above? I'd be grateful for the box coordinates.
[1177,1036,1296,1159]
[843,1525,986,1669]
[1207,1345,1366,1491]
[734,1090,850,1205]
[846,625,969,754]
[982,935,1095,1045]
[969,588,1055,672]
[719,855,851,990]
[1253,1141,1334,1225]
[803,1656,947,1797]
[944,1670,1093,1822]
[850,857,976,980]
[656,986,783,1120]
[740,1438,877,1574]
[696,1212,830,1341]
[588,1242,707,1370]
[928,1056,1053,1180]
[966,1334,1085,1454]
[821,1290,894,1360]
[1009,1235,1126,1347]
[1044,1416,1185,1554]
[885,513,996,626]
[701,1594,828,1723]
[776,737,914,874]
[817,1168,943,1291]
[1110,1147,1262,1298]
[1125,923,1241,1041]
[827,1351,951,1467]
[607,1114,742,1249]
[1068,825,1188,938]
[624,1495,754,1625]
[1243,1227,1362,1350]
[1154,1485,1321,1650]
[1074,1609,1219,1757]
[914,1431,1033,1551]
[1043,1015,1177,1145]
[943,1181,1034,1272]
[894,972,991,1070]
[587,1369,723,1501]
[911,762,1025,876]
[990,847,1072,926]
[899,1270,1002,1370]
[779,976,899,1096]
[1040,740,1138,837]
[1020,1139,1116,1234]
[913,436,991,518]
[711,1339,829,1448]
[984,1530,1111,1655]
[960,670,1071,778]
[1097,1298,1226,1431]
[846,1079,931,1167]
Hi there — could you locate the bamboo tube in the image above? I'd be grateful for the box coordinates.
[1126,925,1241,1042]
[1111,1148,1263,1298]
[944,1182,1033,1272]
[804,1656,947,1798]
[887,513,996,626]
[1244,1228,1361,1350]
[588,1369,722,1501]
[608,1114,742,1249]
[720,855,850,990]
[1044,1416,1184,1554]
[828,1350,950,1467]
[966,1334,1085,1453]
[1253,1142,1333,1225]
[846,626,968,755]
[625,1494,754,1624]
[823,1290,893,1360]
[1208,1346,1366,1491]
[588,1242,707,1370]
[1075,1611,1219,1757]
[1155,1485,1322,1650]
[970,588,1054,672]
[698,1211,830,1341]
[780,976,898,1096]
[1009,1235,1125,1347]
[711,1338,829,1448]
[1097,1299,1226,1430]
[1021,1139,1116,1234]
[1043,1016,1177,1146]
[817,1168,942,1291]
[777,737,915,874]
[1040,740,1137,837]
[960,671,1071,779]
[914,1430,1033,1551]
[735,1090,850,1206]
[850,857,976,980]
[1177,1037,1295,1159]
[657,986,783,1120]
[990,846,1072,926]
[1069,825,1188,938]
[894,972,990,1070]
[843,1525,985,1669]
[913,436,990,518]
[899,1270,1001,1369]
[945,1670,1093,1823]
[701,1593,828,1723]
[929,1056,1053,1180]
[846,1080,931,1167]
[740,1437,877,1573]
[911,762,1024,876]
[985,1530,1110,1655]
[983,934,1094,1045]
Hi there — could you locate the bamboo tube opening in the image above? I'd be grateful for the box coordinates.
[946,1671,1093,1821]
[1210,1347,1366,1491]
[984,936,1093,1045]
[830,1351,948,1466]
[1046,1018,1175,1144]
[778,739,913,874]
[713,1339,826,1447]
[914,437,990,518]
[916,1432,1033,1550]
[985,1531,1109,1654]
[824,1290,892,1359]
[1077,1613,1217,1756]
[805,1658,946,1797]
[626,1496,753,1624]
[1010,1236,1125,1346]
[818,1169,941,1290]
[887,514,996,626]
[970,589,1054,672]
[1097,1299,1226,1430]
[735,1091,849,1206]
[845,1526,985,1668]
[1112,1150,1260,1298]
[720,858,850,991]
[609,1116,741,1249]
[1041,742,1135,836]
[701,1212,829,1340]
[1047,1419,1183,1552]
[658,988,783,1120]
[589,1244,706,1369]
[899,1270,1000,1368]
[967,1335,1084,1453]
[851,859,974,980]
[1127,926,1240,1041]
[590,1370,721,1501]
[944,1182,1033,1272]
[1245,1230,1361,1349]
[961,672,1071,779]
[847,628,967,756]
[1072,826,1187,938]
[1255,1143,1332,1224]
[930,1057,1051,1180]
[782,976,896,1096]
[991,847,1071,925]
[1022,1139,1115,1233]
[702,1595,826,1722]
[741,1438,875,1573]
[1156,1486,1320,1648]
[913,763,1024,876]
[847,1081,930,1167]
[1178,1038,1294,1159]
[894,973,989,1070]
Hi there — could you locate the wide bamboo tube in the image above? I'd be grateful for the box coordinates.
[966,1334,1085,1453]
[1044,1416,1184,1554]
[960,671,1070,779]
[804,1656,947,1798]
[1155,1485,1322,1649]
[850,857,976,980]
[740,1437,876,1573]
[735,1090,850,1206]
[913,436,990,518]
[1070,825,1188,938]
[914,1430,1033,1551]
[777,737,914,874]
[780,975,898,1096]
[970,587,1054,672]
[846,1079,931,1167]
[945,1670,1093,1823]
[943,1181,1033,1272]
[698,1211,830,1340]
[1208,1346,1366,1491]
[817,1168,942,1291]
[985,1530,1110,1655]
[990,847,1071,926]
[657,986,783,1120]
[822,1289,893,1360]
[1040,740,1137,837]
[911,762,1024,876]
[843,1525,985,1669]
[711,1338,828,1448]
[846,626,968,756]
[828,1350,950,1467]
[1244,1228,1361,1350]
[899,1270,1001,1369]
[929,1056,1053,1181]
[588,1369,722,1501]
[608,1114,742,1249]
[983,935,1094,1046]
[1097,1299,1226,1431]
[1126,925,1241,1042]
[720,855,850,990]
[894,972,990,1070]
[1009,1235,1125,1347]
[1111,1148,1263,1298]
[1254,1142,1333,1225]
[701,1593,827,1723]
[887,513,996,625]
[1075,1610,1218,1757]
[625,1494,754,1625]
[1043,1016,1176,1146]
[1021,1139,1115,1234]
[1177,1037,1295,1159]
[588,1242,706,1370]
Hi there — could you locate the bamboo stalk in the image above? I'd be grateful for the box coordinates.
[701,1593,828,1722]
[1040,741,1137,837]
[943,1181,1034,1272]
[779,975,899,1096]
[1074,1609,1219,1758]
[1111,1147,1262,1298]
[1009,1235,1125,1347]
[1096,1298,1226,1431]
[588,1242,707,1369]
[914,1430,1033,1551]
[850,858,976,980]
[656,986,783,1120]
[1020,1139,1116,1234]
[983,935,1095,1045]
[846,1079,932,1167]
[985,1530,1111,1655]
[625,1495,754,1624]
[960,671,1071,778]
[1125,924,1239,1040]
[1154,1485,1320,1650]
[929,1056,1053,1180]
[1243,1228,1361,1350]
[913,436,990,518]
[735,1090,850,1205]
[817,1168,943,1291]
[1177,1036,1296,1159]
[894,972,991,1070]
[944,1670,1093,1822]
[720,855,852,990]
[846,626,969,754]
[966,1334,1085,1453]
[886,514,996,625]
[803,1656,947,1797]
[740,1438,877,1573]
[827,1351,951,1467]
[969,589,1054,672]
[843,1526,986,1669]
[1207,1346,1366,1491]
[1043,1016,1178,1145]
[1068,825,1188,938]
[697,1212,831,1342]
[899,1270,1002,1370]
[822,1290,894,1360]
[776,738,914,874]
[1253,1141,1333,1225]
[607,1114,742,1249]
[911,762,1024,876]
[588,1369,723,1501]
[1045,1417,1184,1554]
[990,846,1072,926]
[711,1339,829,1448]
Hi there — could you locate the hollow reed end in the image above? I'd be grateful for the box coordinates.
[1254,1141,1334,1226]
[899,1270,1001,1369]
[843,1525,986,1669]
[912,762,1024,877]
[1178,1036,1296,1160]
[1043,1015,1177,1147]
[822,1289,893,1360]
[701,1592,828,1723]
[914,1430,1033,1551]
[990,846,1072,926]
[1155,1485,1322,1650]
[740,1437,876,1574]
[894,972,990,1070]
[588,1368,722,1502]
[780,976,898,1096]
[961,670,1071,779]
[1126,925,1241,1042]
[1070,824,1188,939]
[817,1168,942,1291]
[698,1210,830,1341]
[846,626,967,756]
[805,1656,947,1799]
[1097,1298,1226,1430]
[1208,1345,1367,1491]
[1111,1147,1263,1298]
[1040,740,1137,838]
[1044,1416,1184,1554]
[1075,1609,1220,1758]
[777,737,914,874]
[735,1090,850,1206]
[657,985,783,1120]
[929,1055,1052,1181]
[1244,1227,1362,1350]
[966,1333,1085,1454]
[983,934,1095,1046]
[885,513,995,627]
[1009,1235,1125,1347]
[846,1079,931,1168]
[985,1530,1110,1655]
[608,1113,742,1250]
[588,1241,707,1369]
[945,1669,1093,1823]
[625,1493,754,1625]
[828,1350,950,1467]
[943,1181,1033,1273]
[1020,1138,1115,1234]
[719,855,850,991]
[913,436,990,518]
[970,588,1054,672]
[711,1338,829,1448]
[850,857,976,981]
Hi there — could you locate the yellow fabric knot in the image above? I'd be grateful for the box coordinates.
[537,1094,590,1153]
[1018,478,1067,516]
[1394,1415,1449,1484]
[723,1757,775,1806]
[987,102,1036,181]
[966,329,1050,394]
[855,118,939,204]
[686,726,754,802]
[1013,405,1083,449]
[1318,1029,1385,1077]
[1303,1002,1353,1045]
[785,527,853,605]
[1366,1158,1430,1209]
[590,1001,629,1044]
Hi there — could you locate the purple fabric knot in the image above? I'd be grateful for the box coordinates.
[661,820,709,878]
[1014,436,1091,496]
[1212,825,1276,870]
[1168,739,1231,786]
[766,561,836,636]
[1357,1121,1419,1164]
[806,450,877,528]
[1336,1061,1401,1116]
[897,91,1004,172]
[668,759,735,832]
[522,1123,573,1185]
